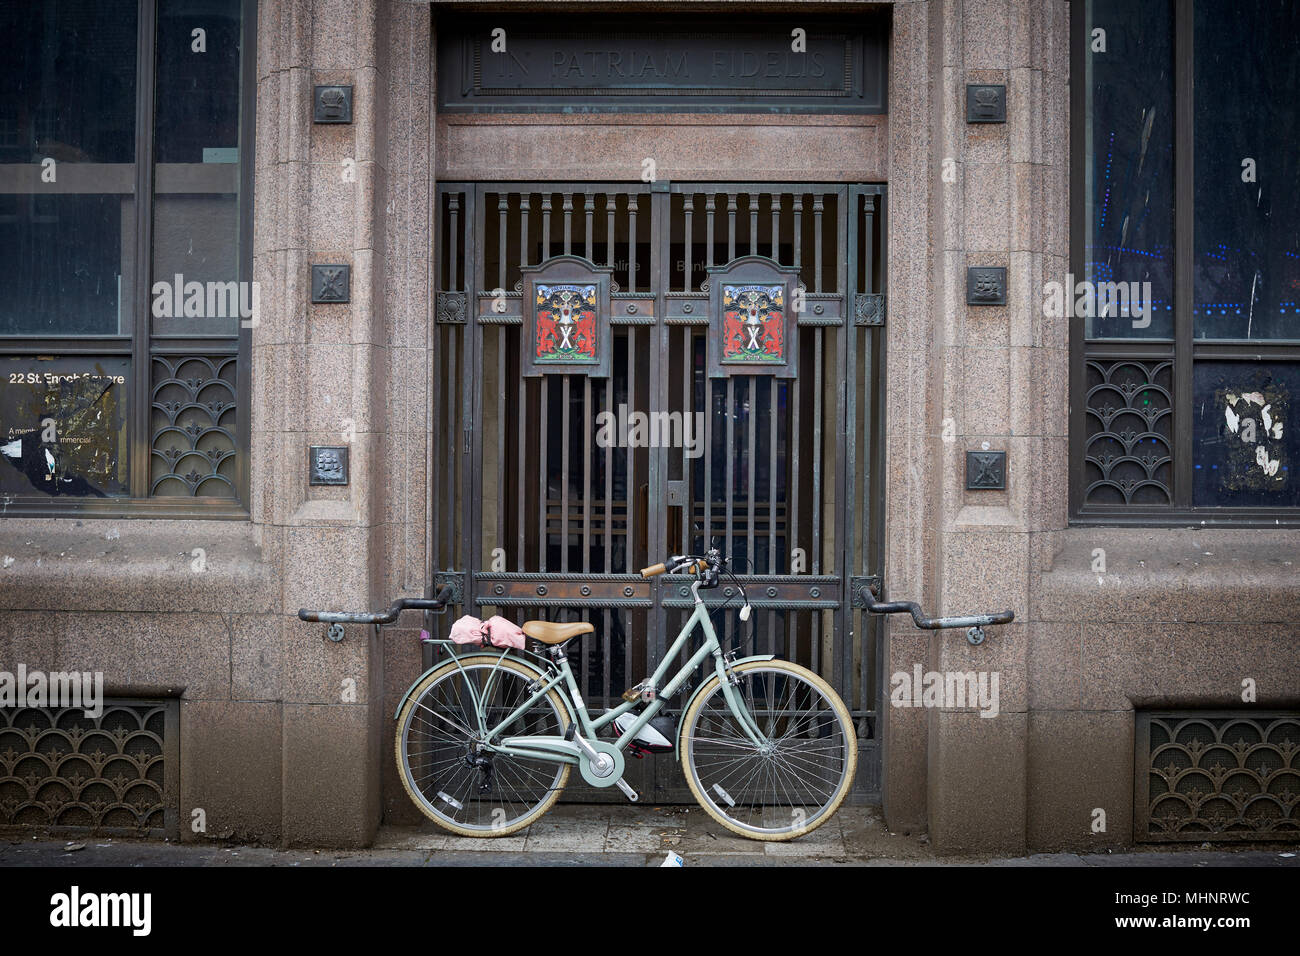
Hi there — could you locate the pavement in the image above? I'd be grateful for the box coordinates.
[3,805,1299,866]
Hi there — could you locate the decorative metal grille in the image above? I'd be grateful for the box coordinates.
[1136,710,1300,842]
[150,355,238,497]
[1083,359,1174,506]
[0,701,178,838]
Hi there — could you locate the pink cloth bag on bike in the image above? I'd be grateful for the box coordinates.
[448,615,486,644]
[447,614,526,649]
[483,615,526,649]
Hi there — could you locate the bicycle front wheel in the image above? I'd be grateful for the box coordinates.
[395,654,572,837]
[680,659,857,841]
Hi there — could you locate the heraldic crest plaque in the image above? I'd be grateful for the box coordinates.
[707,256,800,378]
[520,255,613,378]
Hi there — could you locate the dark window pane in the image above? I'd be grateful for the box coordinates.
[1193,361,1300,507]
[151,192,240,335]
[0,192,136,335]
[0,0,138,164]
[0,356,130,497]
[1193,1,1300,341]
[1083,0,1175,339]
[153,0,242,163]
[151,0,245,337]
[0,1,138,337]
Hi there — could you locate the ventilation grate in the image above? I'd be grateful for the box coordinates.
[0,700,178,839]
[1136,710,1300,842]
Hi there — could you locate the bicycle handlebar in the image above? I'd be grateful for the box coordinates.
[298,584,455,625]
[640,554,710,578]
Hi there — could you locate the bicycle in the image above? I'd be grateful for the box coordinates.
[379,548,857,841]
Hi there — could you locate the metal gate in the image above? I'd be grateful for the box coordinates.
[431,182,886,801]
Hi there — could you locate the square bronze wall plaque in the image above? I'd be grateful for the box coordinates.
[311,264,350,303]
[966,84,1006,123]
[309,445,349,485]
[966,266,1007,306]
[966,450,1006,490]
[314,85,353,123]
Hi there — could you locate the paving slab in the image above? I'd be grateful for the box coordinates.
[2,805,1298,867]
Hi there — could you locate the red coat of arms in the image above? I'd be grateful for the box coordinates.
[536,284,598,363]
[722,285,784,363]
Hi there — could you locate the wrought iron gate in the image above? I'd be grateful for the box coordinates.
[431,182,886,801]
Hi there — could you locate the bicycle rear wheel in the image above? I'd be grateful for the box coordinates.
[395,654,572,836]
[680,659,857,841]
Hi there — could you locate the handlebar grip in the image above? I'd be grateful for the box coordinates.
[641,563,666,578]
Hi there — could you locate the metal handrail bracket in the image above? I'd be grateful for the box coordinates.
[859,581,1014,646]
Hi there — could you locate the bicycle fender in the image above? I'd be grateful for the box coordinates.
[392,650,551,719]
[674,654,776,762]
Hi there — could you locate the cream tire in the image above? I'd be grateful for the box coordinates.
[680,659,858,841]
[395,654,572,837]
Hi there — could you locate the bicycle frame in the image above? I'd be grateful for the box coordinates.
[430,593,768,776]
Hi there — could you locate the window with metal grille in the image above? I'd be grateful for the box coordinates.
[1070,0,1300,523]
[0,0,253,515]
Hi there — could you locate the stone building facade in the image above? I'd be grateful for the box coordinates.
[2,0,1297,853]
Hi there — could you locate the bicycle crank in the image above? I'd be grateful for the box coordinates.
[565,727,628,789]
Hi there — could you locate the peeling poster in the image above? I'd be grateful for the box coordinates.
[1,357,129,497]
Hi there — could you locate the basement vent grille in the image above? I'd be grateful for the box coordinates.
[1136,710,1300,842]
[0,700,178,839]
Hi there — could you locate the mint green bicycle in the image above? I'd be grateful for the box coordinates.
[390,549,857,841]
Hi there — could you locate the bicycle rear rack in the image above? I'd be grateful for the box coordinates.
[857,581,1014,646]
[298,584,455,642]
